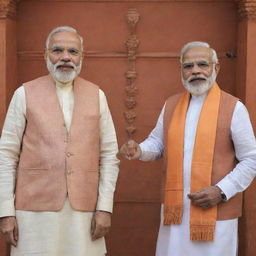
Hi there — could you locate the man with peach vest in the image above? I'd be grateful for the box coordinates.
[0,26,119,256]
[120,41,256,256]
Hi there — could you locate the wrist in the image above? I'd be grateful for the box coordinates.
[215,186,227,201]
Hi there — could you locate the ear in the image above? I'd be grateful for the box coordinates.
[81,51,85,61]
[215,63,220,75]
[44,49,48,61]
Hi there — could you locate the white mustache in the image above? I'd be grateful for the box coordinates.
[188,75,207,83]
[54,61,76,71]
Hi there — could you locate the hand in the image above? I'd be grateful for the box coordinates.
[119,139,141,160]
[187,186,223,209]
[91,211,111,241]
[0,216,18,247]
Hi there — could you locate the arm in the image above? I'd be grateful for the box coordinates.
[216,101,256,199]
[0,86,26,246]
[91,90,120,240]
[139,105,165,161]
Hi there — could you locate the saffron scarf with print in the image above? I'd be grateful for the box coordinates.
[164,83,221,241]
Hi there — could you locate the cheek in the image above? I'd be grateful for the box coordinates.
[181,71,189,80]
[48,54,59,65]
[204,70,213,78]
[72,56,81,66]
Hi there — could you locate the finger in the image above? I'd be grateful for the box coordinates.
[91,217,96,237]
[91,224,101,241]
[14,224,18,242]
[126,141,136,156]
[192,198,211,207]
[4,231,17,247]
[126,147,135,157]
[127,140,136,148]
[188,192,205,200]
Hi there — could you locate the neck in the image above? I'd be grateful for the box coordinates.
[54,78,74,87]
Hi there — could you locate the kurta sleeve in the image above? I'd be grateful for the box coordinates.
[216,101,256,200]
[139,105,165,161]
[96,90,120,213]
[0,86,26,217]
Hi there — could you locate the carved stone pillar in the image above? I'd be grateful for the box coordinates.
[0,0,18,129]
[236,1,256,256]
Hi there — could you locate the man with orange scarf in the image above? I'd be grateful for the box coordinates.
[120,41,256,256]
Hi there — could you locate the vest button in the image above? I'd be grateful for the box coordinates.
[66,152,72,157]
[67,170,73,175]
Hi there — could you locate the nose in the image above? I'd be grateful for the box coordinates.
[191,63,201,75]
[60,50,71,62]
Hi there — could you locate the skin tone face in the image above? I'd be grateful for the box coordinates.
[181,46,219,87]
[45,31,83,72]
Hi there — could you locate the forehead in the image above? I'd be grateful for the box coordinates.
[48,31,82,49]
[182,46,212,62]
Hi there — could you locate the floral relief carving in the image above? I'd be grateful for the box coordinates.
[0,0,19,19]
[124,8,140,137]
[124,110,136,124]
[126,125,136,135]
[237,0,256,21]
[125,85,138,96]
[125,97,137,109]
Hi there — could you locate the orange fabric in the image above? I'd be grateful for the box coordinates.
[164,83,221,241]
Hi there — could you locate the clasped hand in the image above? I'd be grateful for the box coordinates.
[119,139,141,160]
[187,186,223,208]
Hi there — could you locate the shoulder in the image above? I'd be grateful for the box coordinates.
[76,76,99,90]
[165,92,184,107]
[221,90,239,103]
[23,75,51,88]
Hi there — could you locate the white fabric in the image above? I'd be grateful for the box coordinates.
[0,80,119,256]
[140,93,256,256]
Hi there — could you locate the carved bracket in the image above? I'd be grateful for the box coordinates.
[0,0,19,19]
[237,0,256,22]
[124,8,140,137]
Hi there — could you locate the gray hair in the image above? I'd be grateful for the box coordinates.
[180,41,218,63]
[45,26,84,51]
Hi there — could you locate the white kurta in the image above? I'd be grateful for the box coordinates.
[0,80,120,256]
[140,93,256,256]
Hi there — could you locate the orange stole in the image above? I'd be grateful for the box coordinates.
[164,83,221,241]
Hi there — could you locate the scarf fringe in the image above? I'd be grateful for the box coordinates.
[164,206,182,225]
[190,225,215,241]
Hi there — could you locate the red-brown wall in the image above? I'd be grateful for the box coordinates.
[0,1,255,256]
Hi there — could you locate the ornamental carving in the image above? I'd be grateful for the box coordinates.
[0,0,19,19]
[124,8,140,137]
[125,97,137,109]
[124,110,136,124]
[237,0,256,21]
[126,8,140,33]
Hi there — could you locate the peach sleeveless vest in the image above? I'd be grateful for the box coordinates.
[15,75,100,211]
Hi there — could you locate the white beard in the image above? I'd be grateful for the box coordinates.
[182,70,217,96]
[46,57,82,84]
